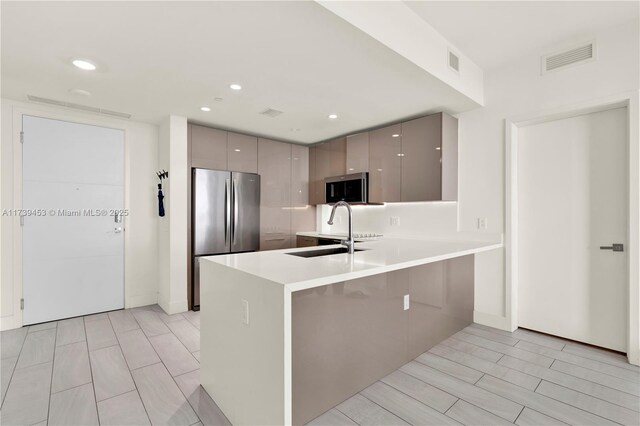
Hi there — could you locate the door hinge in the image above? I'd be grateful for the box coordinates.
[20,131,24,144]
[20,216,24,226]
[20,298,24,310]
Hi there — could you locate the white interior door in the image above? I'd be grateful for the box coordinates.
[22,115,125,325]
[517,107,628,351]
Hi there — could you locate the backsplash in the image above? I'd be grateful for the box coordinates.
[317,202,460,238]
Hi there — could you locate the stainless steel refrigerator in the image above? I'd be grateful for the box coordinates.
[192,168,260,308]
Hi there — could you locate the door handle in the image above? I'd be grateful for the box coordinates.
[233,179,239,245]
[225,179,231,246]
[600,243,624,252]
[114,212,123,233]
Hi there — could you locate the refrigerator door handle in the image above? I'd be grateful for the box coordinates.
[225,178,231,246]
[233,178,239,245]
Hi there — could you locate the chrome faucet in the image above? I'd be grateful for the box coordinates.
[327,201,355,254]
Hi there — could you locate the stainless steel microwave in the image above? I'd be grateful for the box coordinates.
[325,172,368,204]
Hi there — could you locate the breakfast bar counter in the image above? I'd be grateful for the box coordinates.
[199,237,502,425]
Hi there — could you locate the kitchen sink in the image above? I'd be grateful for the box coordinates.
[286,247,366,258]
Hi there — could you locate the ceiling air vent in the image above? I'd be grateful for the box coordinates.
[260,108,283,118]
[27,95,132,119]
[542,41,595,74]
[448,49,460,73]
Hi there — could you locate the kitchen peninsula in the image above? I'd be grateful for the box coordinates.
[200,237,502,425]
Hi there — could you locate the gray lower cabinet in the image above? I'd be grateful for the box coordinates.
[292,255,474,424]
[296,236,318,247]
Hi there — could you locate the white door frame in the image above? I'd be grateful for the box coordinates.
[505,91,640,365]
[5,104,132,330]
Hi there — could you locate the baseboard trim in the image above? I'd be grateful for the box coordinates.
[473,311,513,331]
[158,298,188,315]
[126,293,158,309]
[1,314,22,331]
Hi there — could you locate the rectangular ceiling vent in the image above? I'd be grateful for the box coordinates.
[260,108,284,118]
[27,95,132,119]
[542,41,595,74]
[448,49,460,73]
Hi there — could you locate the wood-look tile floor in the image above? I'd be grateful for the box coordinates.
[0,304,227,426]
[308,324,640,426]
[2,308,639,426]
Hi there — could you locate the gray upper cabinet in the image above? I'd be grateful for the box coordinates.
[227,132,258,173]
[400,113,458,202]
[329,137,347,177]
[308,137,346,205]
[191,124,228,170]
[346,132,369,173]
[369,123,402,203]
[400,114,442,201]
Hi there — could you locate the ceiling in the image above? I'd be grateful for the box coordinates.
[1,1,478,144]
[406,1,639,71]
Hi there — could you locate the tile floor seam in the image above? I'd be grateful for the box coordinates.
[535,377,640,414]
[104,312,152,426]
[334,406,362,425]
[521,406,569,425]
[380,372,459,413]
[514,404,526,423]
[399,364,522,423]
[46,318,59,425]
[457,332,631,380]
[50,378,93,395]
[87,342,120,354]
[531,379,628,426]
[82,315,100,425]
[358,392,412,425]
[547,362,640,397]
[132,309,200,424]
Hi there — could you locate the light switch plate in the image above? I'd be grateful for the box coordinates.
[403,294,410,310]
[390,216,400,226]
[477,217,488,230]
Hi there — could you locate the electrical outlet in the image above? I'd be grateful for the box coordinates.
[390,216,400,226]
[241,299,249,325]
[403,294,410,310]
[477,217,488,230]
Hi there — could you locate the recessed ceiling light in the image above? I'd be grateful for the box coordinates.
[234,149,241,152]
[72,59,96,71]
[214,97,224,102]
[392,134,400,138]
[328,114,338,119]
[396,153,405,157]
[229,84,242,90]
[435,147,441,150]
[200,106,211,112]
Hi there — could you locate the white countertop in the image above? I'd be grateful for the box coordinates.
[203,237,502,292]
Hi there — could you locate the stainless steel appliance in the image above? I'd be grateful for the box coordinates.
[192,168,260,308]
[324,172,368,204]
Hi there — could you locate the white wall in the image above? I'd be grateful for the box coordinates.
[317,0,484,106]
[458,19,640,328]
[0,98,160,330]
[157,116,189,315]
